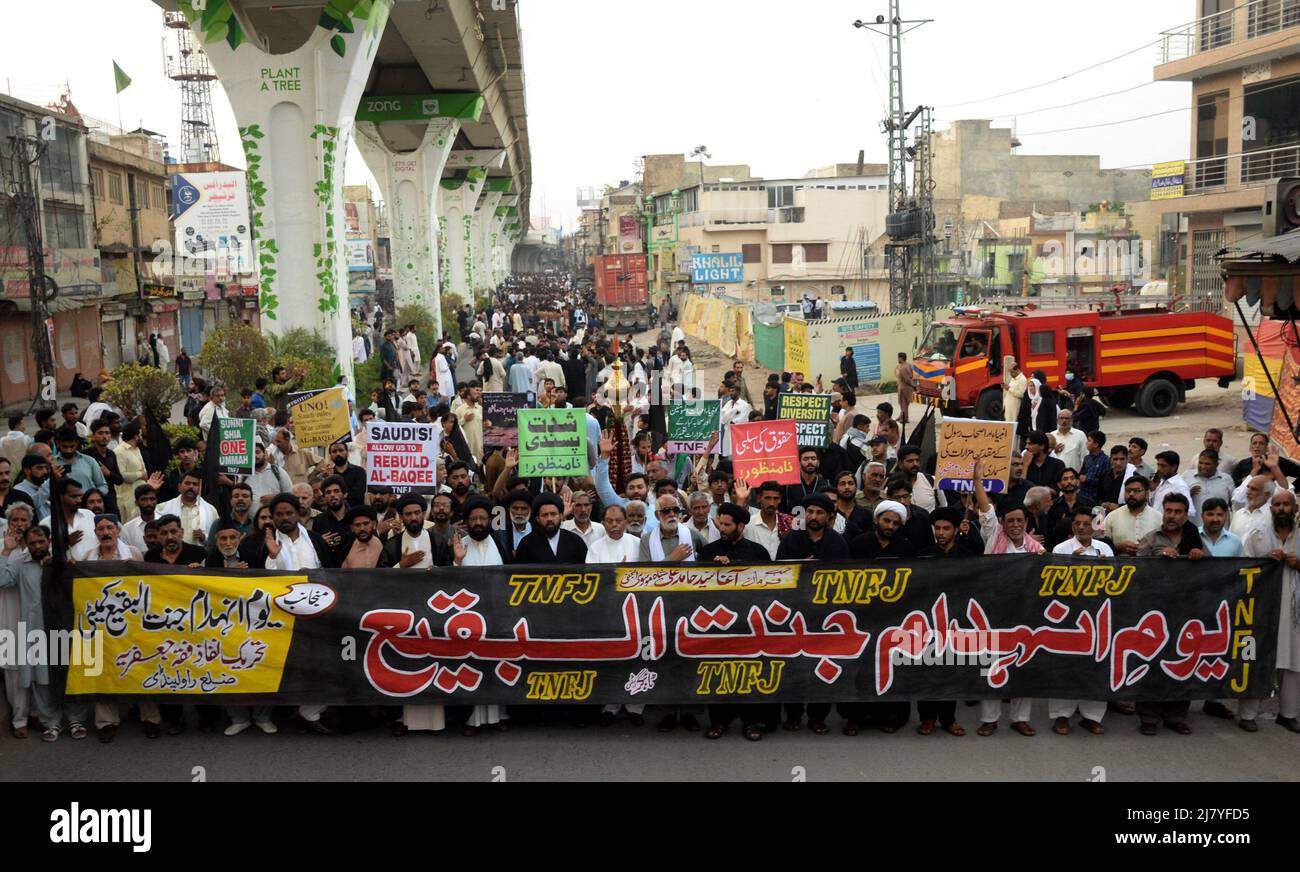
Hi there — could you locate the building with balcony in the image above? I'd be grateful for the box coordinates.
[87,126,174,369]
[599,181,640,256]
[0,92,106,405]
[643,160,889,307]
[1153,0,1300,299]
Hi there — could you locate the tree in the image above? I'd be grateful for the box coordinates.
[438,293,464,345]
[101,363,183,420]
[266,328,338,396]
[196,323,273,391]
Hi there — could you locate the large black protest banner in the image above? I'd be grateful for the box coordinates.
[64,557,1281,705]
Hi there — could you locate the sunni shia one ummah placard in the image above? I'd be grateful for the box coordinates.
[61,557,1281,705]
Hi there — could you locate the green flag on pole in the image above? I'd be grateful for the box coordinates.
[113,61,131,94]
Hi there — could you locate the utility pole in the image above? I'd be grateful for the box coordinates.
[3,133,57,408]
[855,2,936,322]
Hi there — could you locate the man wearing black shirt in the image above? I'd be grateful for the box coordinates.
[698,503,771,565]
[159,438,204,503]
[1230,431,1300,485]
[843,498,915,734]
[1045,467,1093,550]
[775,493,851,561]
[1004,454,1031,509]
[915,506,975,737]
[444,461,473,519]
[781,448,831,514]
[701,504,780,741]
[850,499,916,561]
[143,514,206,566]
[883,478,934,552]
[85,418,123,516]
[324,441,367,506]
[831,471,870,537]
[775,494,849,734]
[1095,444,1132,512]
[1022,430,1065,491]
[311,475,353,567]
[920,505,982,559]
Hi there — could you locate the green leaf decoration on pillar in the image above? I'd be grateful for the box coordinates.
[330,35,346,58]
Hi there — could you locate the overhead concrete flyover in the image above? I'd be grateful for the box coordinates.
[511,230,561,273]
[155,0,531,381]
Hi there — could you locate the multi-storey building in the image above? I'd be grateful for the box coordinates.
[1152,0,1300,299]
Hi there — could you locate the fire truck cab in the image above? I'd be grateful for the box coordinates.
[912,303,1237,419]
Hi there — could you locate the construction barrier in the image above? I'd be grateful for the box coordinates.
[680,295,756,363]
[753,319,784,372]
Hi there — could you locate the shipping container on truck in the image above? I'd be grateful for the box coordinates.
[594,254,650,331]
[910,300,1238,419]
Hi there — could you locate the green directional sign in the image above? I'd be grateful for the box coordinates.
[356,92,484,122]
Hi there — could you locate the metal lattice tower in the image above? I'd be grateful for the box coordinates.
[164,10,221,163]
[914,106,936,315]
[858,2,934,316]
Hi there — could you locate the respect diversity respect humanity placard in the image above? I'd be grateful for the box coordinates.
[776,392,832,448]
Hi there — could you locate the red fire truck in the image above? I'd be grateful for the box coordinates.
[911,300,1237,419]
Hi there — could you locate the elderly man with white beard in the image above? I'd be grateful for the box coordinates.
[453,496,511,736]
[1231,474,1277,539]
[639,494,707,734]
[639,493,704,562]
[591,503,646,727]
[1241,488,1300,734]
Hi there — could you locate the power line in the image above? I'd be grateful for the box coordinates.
[958,29,1300,123]
[934,36,1163,109]
[1014,106,1188,137]
[1012,69,1300,138]
[984,80,1158,120]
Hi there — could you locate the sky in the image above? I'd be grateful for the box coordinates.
[5,0,1197,231]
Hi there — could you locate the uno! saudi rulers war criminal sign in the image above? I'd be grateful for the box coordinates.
[287,387,351,448]
[518,408,589,477]
[777,392,832,448]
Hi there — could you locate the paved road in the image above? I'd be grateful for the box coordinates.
[2,704,1295,781]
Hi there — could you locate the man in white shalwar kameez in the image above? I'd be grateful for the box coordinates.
[1002,361,1027,424]
[1241,488,1300,732]
[588,505,646,724]
[452,498,509,734]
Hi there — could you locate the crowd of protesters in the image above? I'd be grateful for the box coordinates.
[0,271,1296,746]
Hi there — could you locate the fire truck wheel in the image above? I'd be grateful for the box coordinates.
[1136,378,1179,418]
[1106,388,1136,410]
[974,388,1003,421]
